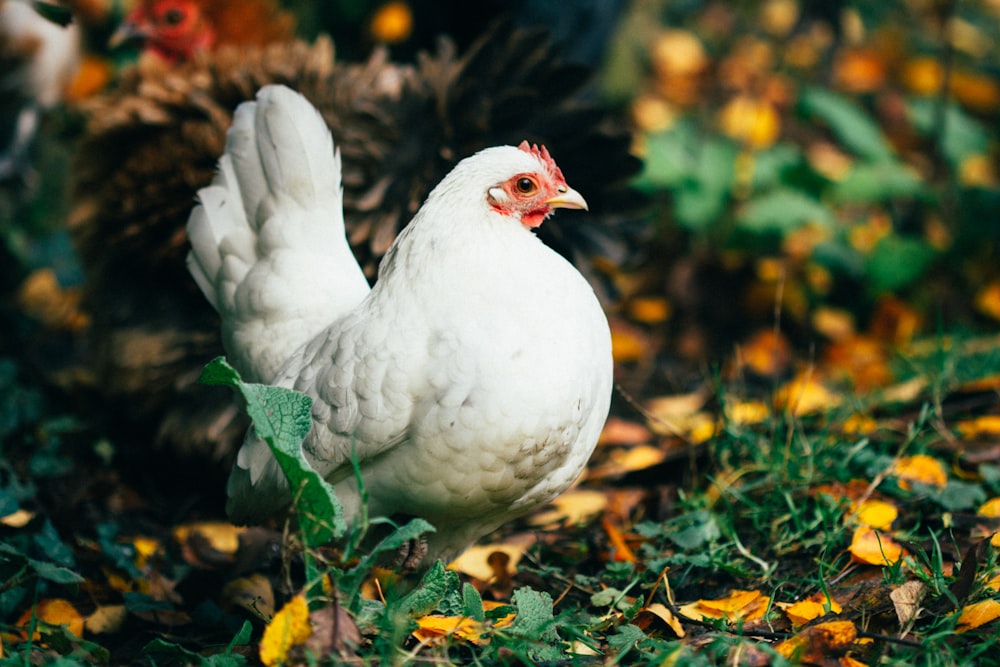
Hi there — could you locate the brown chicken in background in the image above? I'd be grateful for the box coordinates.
[62,3,644,468]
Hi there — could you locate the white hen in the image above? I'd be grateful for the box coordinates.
[187,84,613,565]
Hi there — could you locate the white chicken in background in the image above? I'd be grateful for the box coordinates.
[0,0,80,182]
[187,84,613,566]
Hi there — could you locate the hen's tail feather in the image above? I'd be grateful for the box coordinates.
[186,84,369,383]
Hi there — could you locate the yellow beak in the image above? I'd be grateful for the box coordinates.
[545,186,588,211]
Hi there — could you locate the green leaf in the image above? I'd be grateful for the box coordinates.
[199,357,344,546]
[830,162,924,204]
[503,587,562,662]
[799,87,894,162]
[33,520,75,568]
[608,623,647,659]
[907,98,991,170]
[934,481,987,512]
[666,510,721,551]
[461,582,484,622]
[0,543,84,585]
[396,560,458,618]
[865,234,937,292]
[737,189,835,233]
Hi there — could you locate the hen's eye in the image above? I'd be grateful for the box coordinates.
[163,8,185,25]
[514,177,537,195]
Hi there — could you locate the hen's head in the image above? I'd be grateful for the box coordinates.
[451,141,587,229]
[110,0,214,63]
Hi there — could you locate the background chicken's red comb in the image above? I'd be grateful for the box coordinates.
[517,140,565,183]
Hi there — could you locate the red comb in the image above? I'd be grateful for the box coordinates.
[517,140,566,184]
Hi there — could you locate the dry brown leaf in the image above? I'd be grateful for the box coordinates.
[889,580,927,626]
[174,521,244,554]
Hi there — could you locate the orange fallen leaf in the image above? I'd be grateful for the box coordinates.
[610,324,649,364]
[369,1,413,44]
[725,400,770,426]
[678,589,769,623]
[259,595,311,667]
[589,444,666,479]
[413,615,488,645]
[849,527,905,566]
[598,418,652,446]
[893,455,947,490]
[628,296,672,324]
[16,599,85,640]
[602,517,637,563]
[974,283,1000,321]
[956,599,1000,633]
[854,499,898,531]
[738,329,792,378]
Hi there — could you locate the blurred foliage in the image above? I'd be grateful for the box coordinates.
[603,0,1000,375]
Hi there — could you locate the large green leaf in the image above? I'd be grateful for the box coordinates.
[799,87,895,163]
[907,98,991,171]
[830,162,924,203]
[737,188,835,233]
[865,234,937,293]
[199,357,344,546]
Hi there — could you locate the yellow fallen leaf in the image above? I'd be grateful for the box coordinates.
[956,599,1000,633]
[985,573,1000,592]
[634,602,686,638]
[222,573,276,620]
[527,489,607,528]
[17,599,85,640]
[259,595,311,667]
[718,95,781,148]
[0,509,34,528]
[854,499,898,531]
[893,455,947,490]
[775,620,857,661]
[413,616,488,645]
[725,400,770,426]
[174,521,244,554]
[957,416,1000,439]
[85,605,127,635]
[589,444,666,479]
[780,594,842,627]
[679,589,769,623]
[610,325,648,363]
[840,414,878,435]
[449,535,534,582]
[993,532,1000,548]
[132,536,161,570]
[738,329,792,378]
[776,374,842,416]
[849,527,905,566]
[978,497,1000,518]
